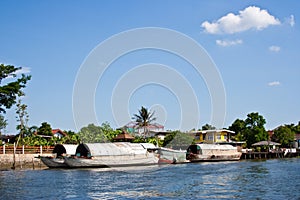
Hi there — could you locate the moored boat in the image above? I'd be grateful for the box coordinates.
[186,143,242,162]
[40,144,77,168]
[64,142,159,168]
[158,147,188,164]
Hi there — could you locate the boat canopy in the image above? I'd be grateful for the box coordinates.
[52,144,77,156]
[140,143,158,150]
[197,144,237,150]
[75,142,148,157]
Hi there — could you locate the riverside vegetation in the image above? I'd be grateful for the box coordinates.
[0,63,299,152]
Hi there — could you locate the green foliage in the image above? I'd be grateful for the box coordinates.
[101,121,120,142]
[229,112,268,148]
[0,64,31,113]
[147,137,163,147]
[133,136,163,147]
[16,99,29,133]
[201,124,216,130]
[77,122,120,143]
[0,115,7,134]
[78,123,107,143]
[61,130,81,144]
[133,136,146,143]
[18,128,80,146]
[132,106,156,136]
[37,122,52,136]
[163,130,194,150]
[272,125,295,147]
[229,119,245,139]
[245,112,266,129]
[20,135,48,146]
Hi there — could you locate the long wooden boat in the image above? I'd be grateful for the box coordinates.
[40,157,67,168]
[39,144,77,168]
[158,147,188,164]
[63,142,159,168]
[186,143,242,162]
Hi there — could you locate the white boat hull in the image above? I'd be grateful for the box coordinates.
[64,153,159,168]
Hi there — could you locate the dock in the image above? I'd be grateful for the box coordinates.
[241,149,300,159]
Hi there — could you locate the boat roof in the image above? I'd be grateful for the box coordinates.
[78,142,148,156]
[140,143,158,149]
[193,143,237,150]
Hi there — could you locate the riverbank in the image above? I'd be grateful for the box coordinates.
[0,154,50,170]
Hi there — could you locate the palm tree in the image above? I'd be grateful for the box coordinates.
[132,106,156,137]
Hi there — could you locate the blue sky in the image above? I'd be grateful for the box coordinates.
[0,1,299,133]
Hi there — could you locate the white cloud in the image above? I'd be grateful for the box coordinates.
[288,15,295,27]
[268,81,281,86]
[216,39,243,47]
[269,45,280,52]
[15,67,31,74]
[202,6,280,34]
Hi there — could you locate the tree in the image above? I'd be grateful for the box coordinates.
[37,122,52,136]
[77,123,107,143]
[0,115,7,135]
[100,121,120,142]
[15,98,29,137]
[245,112,266,129]
[228,112,268,148]
[0,64,31,113]
[132,106,156,137]
[243,112,268,148]
[272,125,295,147]
[201,124,216,130]
[163,130,194,150]
[61,130,81,144]
[228,119,245,141]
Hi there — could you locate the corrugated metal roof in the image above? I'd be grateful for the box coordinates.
[83,142,147,156]
[252,141,281,146]
[140,143,157,149]
[197,144,237,150]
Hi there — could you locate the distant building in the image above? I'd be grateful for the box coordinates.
[294,133,300,149]
[0,134,16,144]
[51,129,67,139]
[35,129,67,139]
[190,129,236,143]
[122,121,164,137]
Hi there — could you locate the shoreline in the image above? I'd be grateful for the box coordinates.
[0,154,50,170]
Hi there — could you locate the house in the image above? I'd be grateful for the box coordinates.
[113,130,135,142]
[190,129,236,143]
[294,133,300,149]
[51,129,67,139]
[122,121,164,137]
[151,131,169,140]
[35,129,67,139]
[0,134,16,144]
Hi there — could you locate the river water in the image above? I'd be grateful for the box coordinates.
[1,158,300,200]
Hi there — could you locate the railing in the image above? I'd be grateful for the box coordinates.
[0,145,54,154]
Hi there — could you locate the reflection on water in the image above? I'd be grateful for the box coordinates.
[0,159,300,199]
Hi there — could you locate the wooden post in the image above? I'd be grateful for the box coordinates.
[22,145,25,154]
[12,142,16,169]
[40,145,42,155]
[32,158,35,170]
[3,144,5,155]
